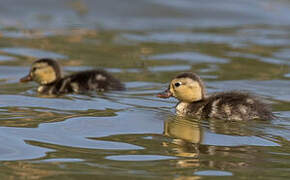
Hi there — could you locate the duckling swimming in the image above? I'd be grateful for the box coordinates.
[157,72,273,121]
[20,58,125,95]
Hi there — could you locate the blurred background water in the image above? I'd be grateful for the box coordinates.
[0,0,290,179]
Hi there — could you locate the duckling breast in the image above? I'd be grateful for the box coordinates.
[176,102,190,115]
[37,84,59,95]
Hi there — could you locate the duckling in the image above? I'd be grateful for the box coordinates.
[20,58,125,95]
[157,72,274,121]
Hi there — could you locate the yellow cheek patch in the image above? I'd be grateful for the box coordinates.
[170,78,203,102]
[33,64,57,84]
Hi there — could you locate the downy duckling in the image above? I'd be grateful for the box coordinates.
[157,72,274,121]
[20,58,125,95]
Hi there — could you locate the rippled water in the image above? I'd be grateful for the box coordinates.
[0,0,290,179]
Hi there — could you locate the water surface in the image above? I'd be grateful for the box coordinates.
[0,0,290,179]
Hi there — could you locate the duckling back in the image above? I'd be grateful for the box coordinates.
[185,91,274,121]
[39,70,125,95]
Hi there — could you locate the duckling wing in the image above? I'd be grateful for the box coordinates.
[64,70,125,92]
[200,92,273,121]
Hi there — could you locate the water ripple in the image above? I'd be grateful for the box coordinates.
[0,95,131,111]
[194,170,233,176]
[106,155,177,161]
[0,47,67,59]
[0,55,16,62]
[203,131,279,147]
[146,52,228,64]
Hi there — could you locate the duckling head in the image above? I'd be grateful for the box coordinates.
[157,72,206,102]
[20,58,62,85]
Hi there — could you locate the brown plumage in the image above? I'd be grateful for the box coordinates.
[157,72,274,121]
[20,58,125,95]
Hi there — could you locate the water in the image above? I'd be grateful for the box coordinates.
[0,0,290,179]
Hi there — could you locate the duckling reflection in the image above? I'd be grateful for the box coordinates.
[164,117,203,144]
[163,117,256,168]
[163,117,202,160]
[20,58,125,95]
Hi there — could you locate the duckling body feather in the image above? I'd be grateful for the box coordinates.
[38,70,125,95]
[177,91,273,121]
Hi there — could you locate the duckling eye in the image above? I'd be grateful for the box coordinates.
[32,67,37,72]
[174,82,181,87]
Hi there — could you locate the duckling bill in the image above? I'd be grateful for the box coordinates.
[20,58,125,95]
[158,72,274,121]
